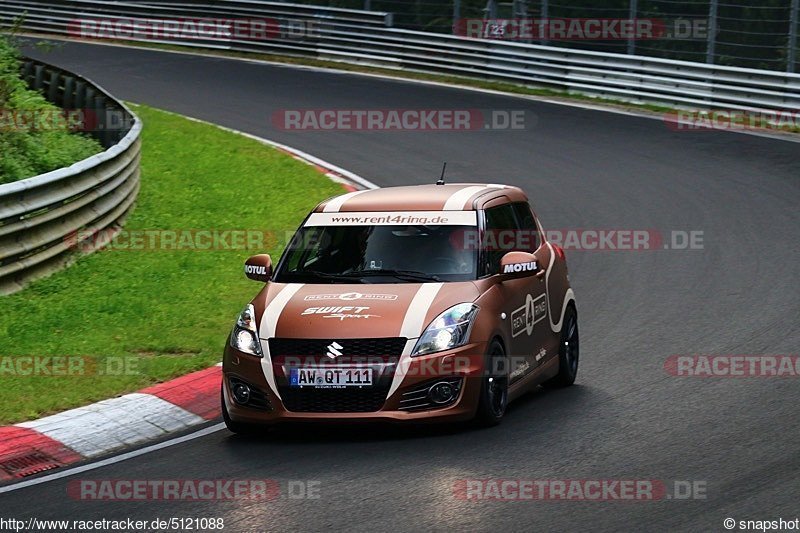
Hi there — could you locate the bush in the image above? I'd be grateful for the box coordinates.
[0,35,103,184]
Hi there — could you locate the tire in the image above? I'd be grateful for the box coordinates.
[543,305,579,388]
[474,339,509,427]
[221,385,260,435]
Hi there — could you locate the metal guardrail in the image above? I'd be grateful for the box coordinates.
[1,0,798,112]
[0,58,141,295]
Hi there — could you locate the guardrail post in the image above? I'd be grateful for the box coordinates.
[789,0,799,72]
[483,0,497,19]
[63,76,75,109]
[706,0,718,64]
[47,70,60,104]
[94,95,109,147]
[453,0,461,26]
[74,81,86,109]
[21,60,33,84]
[33,64,44,90]
[627,0,637,55]
[540,0,548,46]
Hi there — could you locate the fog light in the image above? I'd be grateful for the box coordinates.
[232,382,251,405]
[429,381,457,404]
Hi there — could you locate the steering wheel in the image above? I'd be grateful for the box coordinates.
[429,256,460,272]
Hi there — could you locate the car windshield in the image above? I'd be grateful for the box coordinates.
[274,223,478,283]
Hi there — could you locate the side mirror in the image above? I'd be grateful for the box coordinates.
[499,251,543,279]
[244,254,272,282]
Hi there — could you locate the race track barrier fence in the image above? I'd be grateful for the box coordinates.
[0,57,141,295]
[1,0,798,112]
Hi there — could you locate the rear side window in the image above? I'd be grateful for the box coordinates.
[482,204,517,275]
[512,202,540,252]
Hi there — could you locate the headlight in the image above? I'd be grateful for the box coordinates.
[411,303,479,356]
[230,303,263,357]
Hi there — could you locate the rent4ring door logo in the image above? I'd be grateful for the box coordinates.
[511,294,547,338]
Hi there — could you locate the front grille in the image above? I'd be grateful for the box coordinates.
[398,378,463,412]
[271,337,405,413]
[280,387,390,413]
[269,337,407,359]
[228,377,272,411]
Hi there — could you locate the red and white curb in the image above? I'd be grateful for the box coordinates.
[0,130,375,482]
[0,366,221,481]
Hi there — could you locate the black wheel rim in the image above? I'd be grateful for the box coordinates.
[563,313,579,376]
[487,348,508,417]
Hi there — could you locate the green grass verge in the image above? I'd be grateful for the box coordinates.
[0,103,343,425]
[0,35,104,184]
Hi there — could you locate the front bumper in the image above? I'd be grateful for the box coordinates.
[222,341,488,425]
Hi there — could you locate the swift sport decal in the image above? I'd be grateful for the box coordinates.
[301,306,381,321]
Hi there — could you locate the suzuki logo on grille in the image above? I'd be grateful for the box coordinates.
[326,342,343,359]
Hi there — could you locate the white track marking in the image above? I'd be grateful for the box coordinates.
[0,424,225,494]
[17,394,204,458]
[258,283,305,399]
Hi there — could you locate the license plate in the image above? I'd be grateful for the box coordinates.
[289,367,373,388]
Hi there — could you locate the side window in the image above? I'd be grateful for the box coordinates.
[482,204,518,275]
[512,202,540,252]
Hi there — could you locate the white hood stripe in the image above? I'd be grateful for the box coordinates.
[389,283,443,397]
[323,190,369,212]
[259,283,304,399]
[399,283,444,338]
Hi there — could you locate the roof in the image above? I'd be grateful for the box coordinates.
[316,183,526,213]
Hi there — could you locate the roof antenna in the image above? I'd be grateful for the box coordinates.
[436,162,447,185]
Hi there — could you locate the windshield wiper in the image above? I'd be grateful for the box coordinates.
[283,270,366,283]
[340,269,443,282]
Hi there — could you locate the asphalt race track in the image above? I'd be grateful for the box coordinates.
[4,40,800,531]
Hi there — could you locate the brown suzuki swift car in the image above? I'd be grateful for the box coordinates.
[222,183,578,432]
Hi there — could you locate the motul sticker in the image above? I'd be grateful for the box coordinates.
[503,261,537,274]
